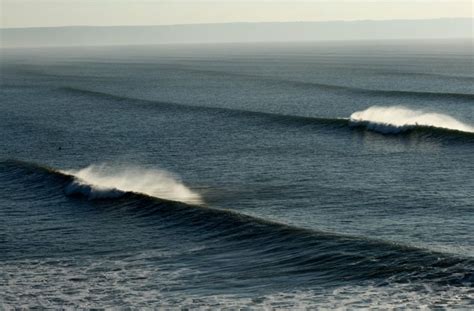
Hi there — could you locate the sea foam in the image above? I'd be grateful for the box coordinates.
[350,106,474,134]
[63,164,203,205]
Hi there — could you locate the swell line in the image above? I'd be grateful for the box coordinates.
[59,86,349,127]
[153,65,474,101]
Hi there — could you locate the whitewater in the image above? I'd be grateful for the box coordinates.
[63,164,203,204]
[350,106,474,134]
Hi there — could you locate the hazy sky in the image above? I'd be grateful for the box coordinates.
[1,0,472,28]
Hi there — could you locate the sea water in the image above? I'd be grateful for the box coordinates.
[1,40,473,308]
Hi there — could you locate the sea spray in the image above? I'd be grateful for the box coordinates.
[349,106,474,134]
[63,164,203,204]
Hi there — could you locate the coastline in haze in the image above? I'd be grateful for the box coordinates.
[1,18,472,48]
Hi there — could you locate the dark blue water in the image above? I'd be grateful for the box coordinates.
[1,40,473,308]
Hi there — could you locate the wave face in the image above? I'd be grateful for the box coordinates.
[350,106,474,134]
[63,164,203,204]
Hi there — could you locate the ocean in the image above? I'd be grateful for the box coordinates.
[1,40,473,308]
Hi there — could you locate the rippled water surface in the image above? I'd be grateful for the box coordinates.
[1,40,473,308]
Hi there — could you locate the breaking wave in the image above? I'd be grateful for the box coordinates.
[0,159,473,308]
[350,106,474,134]
[63,164,203,205]
[62,87,474,141]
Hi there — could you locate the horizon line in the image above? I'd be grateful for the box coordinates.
[2,17,472,30]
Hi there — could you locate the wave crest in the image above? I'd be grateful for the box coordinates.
[63,164,203,205]
[349,106,474,134]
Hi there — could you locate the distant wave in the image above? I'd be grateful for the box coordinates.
[350,106,474,134]
[144,66,474,101]
[59,86,348,127]
[61,87,474,143]
[63,164,203,205]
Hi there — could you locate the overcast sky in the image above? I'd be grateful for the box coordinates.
[1,0,472,28]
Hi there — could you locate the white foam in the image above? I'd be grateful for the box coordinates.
[350,106,474,134]
[2,257,470,309]
[63,164,203,205]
